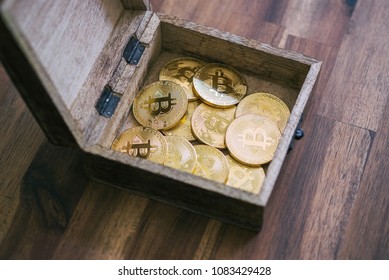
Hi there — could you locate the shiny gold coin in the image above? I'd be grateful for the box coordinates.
[191,103,236,149]
[133,80,188,130]
[159,57,206,101]
[164,136,197,173]
[111,126,167,164]
[225,114,281,166]
[225,155,265,194]
[162,100,201,141]
[193,145,229,183]
[236,92,290,131]
[192,63,247,108]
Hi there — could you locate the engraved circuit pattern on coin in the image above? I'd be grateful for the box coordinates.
[111,126,167,164]
[133,80,188,130]
[225,114,281,166]
[159,57,206,101]
[191,103,236,149]
[162,100,201,141]
[192,63,247,108]
[225,155,265,194]
[193,145,229,183]
[164,135,197,173]
[236,92,290,131]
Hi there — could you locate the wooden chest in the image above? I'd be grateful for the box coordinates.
[0,0,321,230]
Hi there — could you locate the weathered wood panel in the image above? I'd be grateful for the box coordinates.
[0,16,79,147]
[1,0,123,108]
[83,145,264,231]
[121,0,152,10]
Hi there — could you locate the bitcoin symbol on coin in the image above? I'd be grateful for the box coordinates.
[165,141,182,166]
[160,58,205,101]
[237,128,275,149]
[191,104,235,148]
[134,81,187,130]
[170,66,199,88]
[130,141,152,158]
[236,93,290,131]
[120,136,157,159]
[197,156,216,177]
[193,64,247,107]
[229,166,255,188]
[209,69,234,94]
[203,111,230,133]
[254,104,281,122]
[148,91,176,116]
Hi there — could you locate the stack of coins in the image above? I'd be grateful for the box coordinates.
[111,57,290,195]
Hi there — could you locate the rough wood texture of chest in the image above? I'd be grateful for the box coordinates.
[0,0,321,230]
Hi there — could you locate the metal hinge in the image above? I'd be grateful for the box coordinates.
[95,86,121,118]
[123,35,145,65]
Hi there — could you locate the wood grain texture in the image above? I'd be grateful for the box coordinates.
[0,15,79,147]
[121,0,152,10]
[0,142,87,259]
[265,0,355,47]
[318,0,389,131]
[0,64,45,246]
[1,0,388,259]
[1,0,124,108]
[338,101,389,259]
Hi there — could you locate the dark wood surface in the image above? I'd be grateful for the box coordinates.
[0,0,388,259]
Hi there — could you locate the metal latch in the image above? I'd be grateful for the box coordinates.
[96,86,120,118]
[123,35,145,65]
[288,116,305,152]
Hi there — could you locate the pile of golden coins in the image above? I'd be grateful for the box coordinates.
[111,57,290,194]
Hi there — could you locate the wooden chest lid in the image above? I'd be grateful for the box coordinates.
[0,0,151,148]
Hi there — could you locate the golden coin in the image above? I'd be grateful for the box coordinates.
[111,126,167,164]
[225,114,281,166]
[191,103,236,149]
[133,80,188,130]
[192,63,247,108]
[164,136,197,173]
[193,145,229,183]
[225,155,265,194]
[236,92,290,131]
[159,57,206,101]
[162,100,201,141]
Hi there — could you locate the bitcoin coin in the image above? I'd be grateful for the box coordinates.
[191,103,236,149]
[164,136,197,173]
[225,114,281,166]
[193,145,229,183]
[159,57,206,101]
[225,155,265,194]
[236,92,290,131]
[111,126,167,164]
[133,80,188,130]
[162,100,201,141]
[192,63,247,108]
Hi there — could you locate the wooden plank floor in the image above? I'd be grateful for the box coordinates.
[0,0,388,259]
